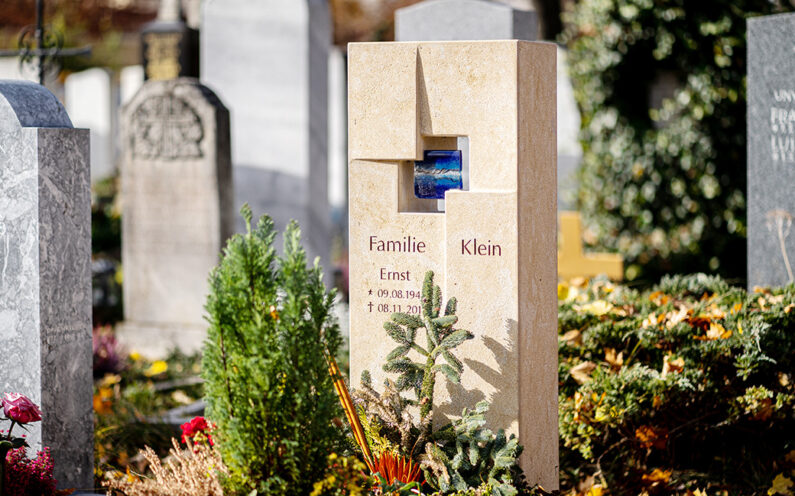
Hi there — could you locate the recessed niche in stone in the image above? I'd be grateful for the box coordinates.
[414,150,463,199]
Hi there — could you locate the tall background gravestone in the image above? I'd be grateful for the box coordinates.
[395,0,538,41]
[118,78,233,357]
[201,0,331,278]
[748,12,795,288]
[0,80,93,489]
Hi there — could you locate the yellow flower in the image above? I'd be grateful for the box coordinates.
[578,300,613,316]
[558,282,570,300]
[129,350,142,362]
[144,360,168,377]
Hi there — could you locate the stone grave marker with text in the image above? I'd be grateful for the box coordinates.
[118,78,233,357]
[0,80,93,489]
[748,13,795,288]
[348,41,559,489]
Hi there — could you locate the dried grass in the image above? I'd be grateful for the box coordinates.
[102,439,227,496]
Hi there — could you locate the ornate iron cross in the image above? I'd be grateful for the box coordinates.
[0,0,90,85]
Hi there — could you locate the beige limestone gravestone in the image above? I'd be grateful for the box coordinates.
[348,41,559,489]
[118,78,233,357]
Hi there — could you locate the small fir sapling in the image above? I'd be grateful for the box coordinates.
[201,205,344,495]
[380,271,474,434]
[355,271,525,495]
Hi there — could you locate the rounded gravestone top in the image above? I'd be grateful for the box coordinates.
[0,80,72,131]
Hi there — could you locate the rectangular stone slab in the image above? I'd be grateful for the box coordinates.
[748,12,795,288]
[348,40,558,489]
[0,80,93,490]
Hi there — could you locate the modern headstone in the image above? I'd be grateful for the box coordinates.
[0,80,93,489]
[558,211,623,281]
[748,13,795,288]
[201,0,332,279]
[348,41,559,489]
[118,78,233,357]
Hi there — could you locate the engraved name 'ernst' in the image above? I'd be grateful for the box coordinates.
[369,235,426,253]
[461,239,502,256]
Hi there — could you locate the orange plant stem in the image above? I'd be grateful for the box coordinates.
[325,353,375,472]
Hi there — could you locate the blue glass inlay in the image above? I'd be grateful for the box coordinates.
[414,150,463,199]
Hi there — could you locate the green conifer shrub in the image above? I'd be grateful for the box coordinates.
[201,206,344,495]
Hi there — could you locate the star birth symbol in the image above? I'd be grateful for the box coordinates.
[368,289,373,295]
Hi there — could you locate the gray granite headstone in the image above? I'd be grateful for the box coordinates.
[748,13,795,288]
[395,0,538,42]
[201,0,332,281]
[117,78,233,357]
[0,80,92,489]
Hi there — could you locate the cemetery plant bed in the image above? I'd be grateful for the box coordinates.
[93,342,204,484]
[557,275,794,495]
[95,270,795,495]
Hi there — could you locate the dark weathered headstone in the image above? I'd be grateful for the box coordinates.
[141,0,199,81]
[748,13,795,288]
[0,80,92,489]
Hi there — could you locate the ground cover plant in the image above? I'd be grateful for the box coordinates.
[201,205,345,495]
[557,275,795,495]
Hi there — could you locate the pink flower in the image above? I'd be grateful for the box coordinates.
[2,393,42,424]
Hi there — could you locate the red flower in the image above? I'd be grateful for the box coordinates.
[180,416,214,445]
[2,393,42,424]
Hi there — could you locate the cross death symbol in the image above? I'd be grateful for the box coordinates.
[367,302,374,313]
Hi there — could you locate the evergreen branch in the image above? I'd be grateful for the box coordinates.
[384,321,408,343]
[432,315,458,329]
[432,329,474,357]
[421,272,434,317]
[444,297,457,316]
[392,313,423,329]
[386,344,411,361]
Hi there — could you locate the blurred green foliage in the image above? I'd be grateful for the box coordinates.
[561,0,795,283]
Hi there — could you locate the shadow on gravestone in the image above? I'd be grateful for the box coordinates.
[116,78,233,359]
[0,80,93,490]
